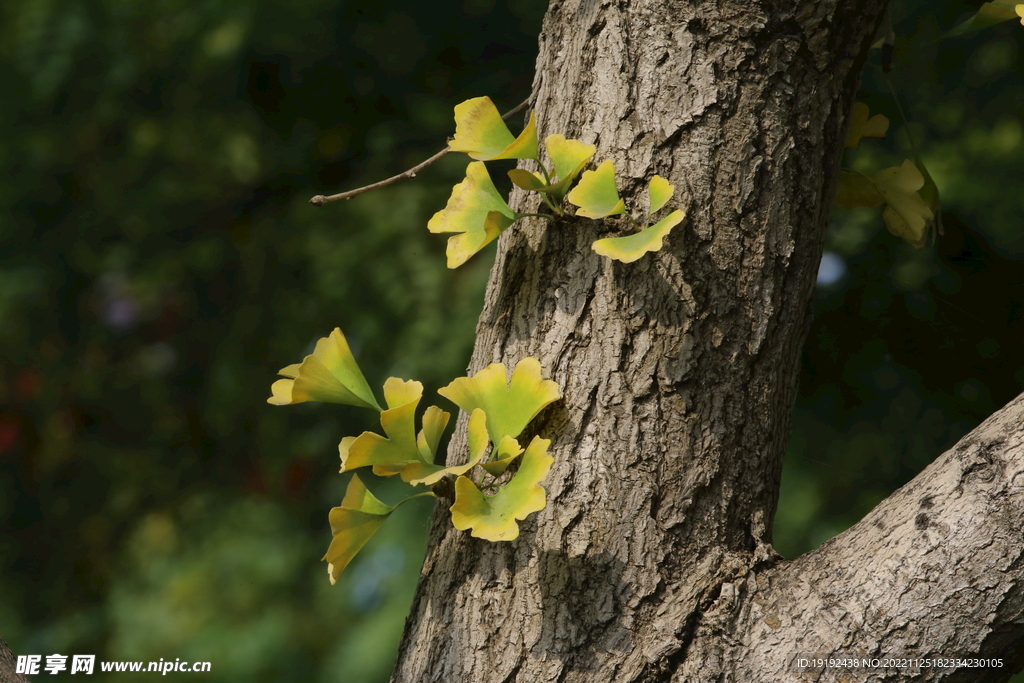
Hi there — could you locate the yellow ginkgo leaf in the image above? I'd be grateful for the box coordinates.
[448,97,538,161]
[324,475,433,583]
[449,436,553,541]
[267,328,381,410]
[845,102,890,149]
[835,171,885,209]
[566,160,626,219]
[647,175,674,214]
[401,408,490,486]
[872,160,934,247]
[340,378,425,476]
[438,357,561,446]
[428,162,517,269]
[591,209,685,263]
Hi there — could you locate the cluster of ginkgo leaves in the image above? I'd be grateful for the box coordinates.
[268,328,560,583]
[835,102,939,248]
[838,1,1024,246]
[430,96,686,267]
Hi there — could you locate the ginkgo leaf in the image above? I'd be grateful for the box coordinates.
[402,408,490,486]
[541,134,596,200]
[835,171,885,209]
[448,97,538,161]
[416,406,450,463]
[323,474,396,584]
[507,169,548,192]
[647,175,674,214]
[947,1,1021,36]
[323,474,432,584]
[506,136,596,201]
[873,160,933,247]
[481,435,524,476]
[428,163,516,270]
[449,436,553,541]
[591,209,685,263]
[268,328,382,411]
[340,378,425,476]
[845,102,890,149]
[428,162,517,268]
[438,357,561,446]
[566,159,627,218]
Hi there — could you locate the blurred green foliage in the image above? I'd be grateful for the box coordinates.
[0,0,1022,680]
[0,0,544,679]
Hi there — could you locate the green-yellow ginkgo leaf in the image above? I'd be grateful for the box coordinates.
[566,159,626,219]
[835,171,884,209]
[340,377,424,476]
[268,328,382,411]
[947,1,1021,36]
[507,169,548,192]
[647,175,674,214]
[323,474,395,584]
[873,160,934,247]
[481,435,524,477]
[591,209,685,263]
[428,162,517,269]
[438,357,560,446]
[324,474,432,584]
[845,102,890,149]
[541,134,596,200]
[448,96,538,161]
[402,408,490,486]
[506,136,596,201]
[450,435,553,541]
[416,405,450,463]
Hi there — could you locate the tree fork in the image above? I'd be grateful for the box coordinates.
[388,1,1019,680]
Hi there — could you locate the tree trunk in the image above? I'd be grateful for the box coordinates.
[391,1,1024,681]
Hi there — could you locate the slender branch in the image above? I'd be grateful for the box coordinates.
[309,97,533,207]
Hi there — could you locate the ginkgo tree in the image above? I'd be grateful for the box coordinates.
[278,1,1024,681]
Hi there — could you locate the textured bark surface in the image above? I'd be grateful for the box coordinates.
[0,634,31,683]
[388,1,1020,681]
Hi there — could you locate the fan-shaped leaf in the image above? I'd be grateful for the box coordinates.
[428,162,517,269]
[647,175,674,214]
[481,435,524,476]
[324,475,433,584]
[402,408,490,486]
[947,1,1021,36]
[507,169,548,191]
[449,436,553,541]
[268,328,381,410]
[340,378,426,476]
[835,171,884,209]
[845,102,890,149]
[591,209,685,263]
[566,159,626,218]
[448,96,538,161]
[438,357,560,446]
[873,160,934,247]
[323,474,396,584]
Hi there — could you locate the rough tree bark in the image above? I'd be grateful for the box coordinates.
[391,1,1024,681]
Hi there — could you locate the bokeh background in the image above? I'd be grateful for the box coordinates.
[0,0,1021,680]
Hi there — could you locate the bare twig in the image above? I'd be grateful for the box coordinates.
[309,97,532,206]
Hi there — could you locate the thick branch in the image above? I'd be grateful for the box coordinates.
[0,634,31,683]
[691,392,1024,682]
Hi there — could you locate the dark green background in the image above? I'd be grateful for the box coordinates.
[0,1,1020,680]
